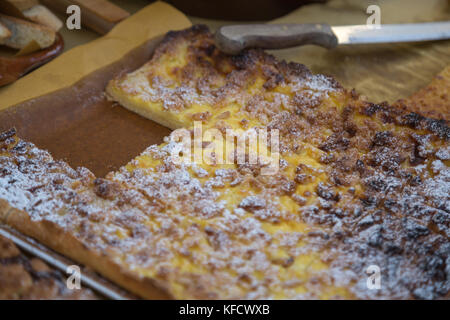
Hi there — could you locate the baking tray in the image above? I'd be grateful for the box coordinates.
[0,225,137,299]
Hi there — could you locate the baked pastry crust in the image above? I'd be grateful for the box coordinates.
[1,26,449,300]
[5,207,171,299]
[395,65,450,121]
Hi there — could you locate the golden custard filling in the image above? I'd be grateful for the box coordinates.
[0,25,448,299]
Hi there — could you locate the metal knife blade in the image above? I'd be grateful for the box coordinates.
[215,22,450,54]
[333,21,450,45]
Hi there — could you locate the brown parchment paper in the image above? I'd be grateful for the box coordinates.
[0,1,191,110]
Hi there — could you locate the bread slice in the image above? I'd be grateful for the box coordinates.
[23,4,63,32]
[7,0,39,11]
[0,21,11,41]
[0,14,55,49]
[41,0,130,35]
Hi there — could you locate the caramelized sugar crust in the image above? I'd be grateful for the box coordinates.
[1,26,449,299]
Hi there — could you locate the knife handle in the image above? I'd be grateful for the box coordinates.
[215,23,338,55]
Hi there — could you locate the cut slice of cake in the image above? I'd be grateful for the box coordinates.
[106,25,343,132]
